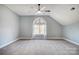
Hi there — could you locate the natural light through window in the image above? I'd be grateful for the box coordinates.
[33,17,46,36]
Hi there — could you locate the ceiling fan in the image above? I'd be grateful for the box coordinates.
[34,4,51,14]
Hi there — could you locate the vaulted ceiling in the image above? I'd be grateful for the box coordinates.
[5,4,79,25]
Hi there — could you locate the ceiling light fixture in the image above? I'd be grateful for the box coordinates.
[35,4,51,15]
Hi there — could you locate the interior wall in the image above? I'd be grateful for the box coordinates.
[63,21,79,44]
[0,5,19,48]
[19,16,63,39]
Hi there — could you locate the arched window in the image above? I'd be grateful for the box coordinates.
[33,17,46,36]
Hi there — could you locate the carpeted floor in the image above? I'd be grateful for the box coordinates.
[0,39,79,55]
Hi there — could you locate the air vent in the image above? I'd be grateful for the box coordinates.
[71,7,75,11]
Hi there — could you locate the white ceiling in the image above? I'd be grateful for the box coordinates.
[5,4,79,25]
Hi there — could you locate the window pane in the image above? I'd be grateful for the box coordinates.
[33,25,39,34]
[40,25,45,34]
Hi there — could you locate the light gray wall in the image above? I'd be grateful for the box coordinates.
[19,16,63,39]
[0,5,19,48]
[63,21,79,44]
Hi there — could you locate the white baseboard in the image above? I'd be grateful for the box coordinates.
[0,37,78,49]
[64,37,79,46]
[19,37,79,45]
[0,39,18,48]
[47,37,64,39]
[18,37,64,39]
[18,37,32,39]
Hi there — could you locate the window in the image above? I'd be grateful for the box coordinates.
[33,17,46,36]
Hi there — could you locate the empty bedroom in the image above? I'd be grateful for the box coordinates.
[0,4,79,55]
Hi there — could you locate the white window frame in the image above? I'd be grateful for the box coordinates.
[32,17,47,37]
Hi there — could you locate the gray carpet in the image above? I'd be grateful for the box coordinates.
[0,39,79,55]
